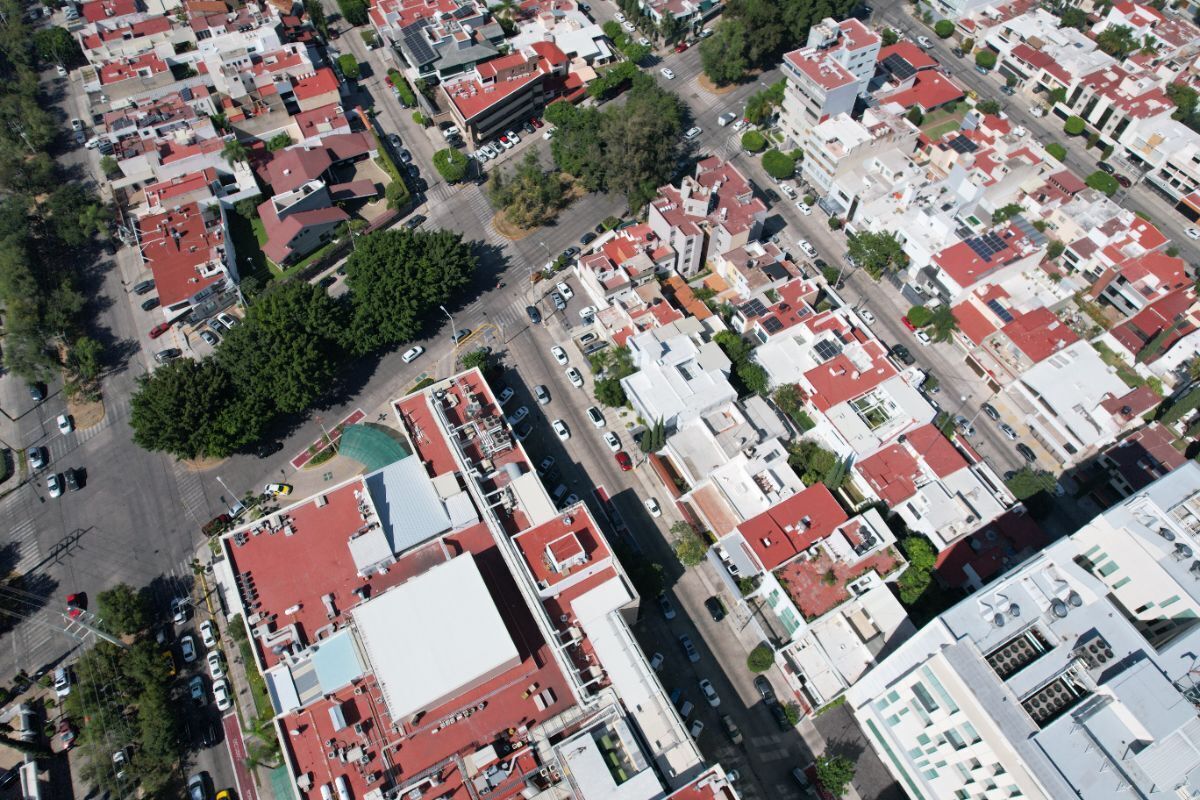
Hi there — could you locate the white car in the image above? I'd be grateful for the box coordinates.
[207,650,224,680]
[543,128,554,140]
[56,64,67,77]
[915,329,933,346]
[1187,227,1200,240]
[199,620,217,649]
[1030,105,1046,118]
[213,678,232,712]
[500,137,515,150]
[621,20,634,31]
[604,432,621,452]
[47,473,63,498]
[57,414,73,434]
[645,497,661,517]
[587,406,605,428]
[797,239,818,259]
[795,201,812,215]
[180,634,197,664]
[615,11,625,21]
[565,367,584,388]
[578,305,596,320]
[505,130,520,144]
[552,419,570,440]
[660,67,675,80]
[684,126,702,140]
[556,281,574,300]
[917,35,933,48]
[401,345,425,363]
[638,36,650,46]
[860,309,876,325]
[551,345,568,365]
[699,678,721,707]
[474,148,490,162]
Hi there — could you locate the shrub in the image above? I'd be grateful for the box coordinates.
[336,53,360,80]
[1085,170,1119,197]
[1064,116,1086,136]
[432,148,470,183]
[761,148,795,180]
[747,645,774,673]
[975,49,996,69]
[1046,142,1067,161]
[934,19,954,38]
[741,130,767,152]
[906,305,933,327]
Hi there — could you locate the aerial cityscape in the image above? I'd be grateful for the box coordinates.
[0,0,1198,796]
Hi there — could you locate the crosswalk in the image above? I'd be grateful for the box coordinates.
[172,461,210,525]
[43,393,130,465]
[463,184,506,247]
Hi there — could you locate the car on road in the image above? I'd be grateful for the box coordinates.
[718,111,737,126]
[580,231,596,245]
[566,367,584,388]
[764,188,781,204]
[551,345,568,365]
[797,239,818,259]
[915,329,932,346]
[772,702,793,730]
[172,597,191,624]
[264,483,292,496]
[556,281,574,300]
[660,67,675,80]
[689,719,704,738]
[213,678,232,712]
[704,596,726,622]
[200,620,217,649]
[28,446,46,471]
[720,714,743,744]
[1000,423,1018,440]
[649,652,664,671]
[199,329,218,346]
[615,451,632,471]
[531,384,550,406]
[451,328,472,344]
[64,468,80,492]
[603,431,620,452]
[1017,443,1037,462]
[1187,228,1200,240]
[150,321,171,338]
[180,634,197,663]
[133,279,156,295]
[552,419,570,440]
[403,215,426,229]
[795,200,812,215]
[514,421,533,441]
[401,345,425,363]
[1097,162,1115,174]
[189,675,205,706]
[890,344,915,365]
[658,594,677,620]
[141,296,160,311]
[675,41,689,52]
[207,650,224,680]
[684,126,702,140]
[1116,174,1131,188]
[917,35,933,48]
[754,675,776,703]
[507,406,529,426]
[901,315,917,331]
[644,497,661,517]
[679,634,700,662]
[57,414,73,435]
[982,402,1000,421]
[1000,84,1015,95]
[537,456,555,476]
[859,308,875,325]
[587,406,605,428]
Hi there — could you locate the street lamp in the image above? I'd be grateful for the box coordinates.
[440,304,457,338]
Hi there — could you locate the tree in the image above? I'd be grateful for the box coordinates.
[974,49,996,69]
[741,130,767,152]
[344,228,476,352]
[747,645,774,672]
[622,42,651,63]
[639,418,665,453]
[671,521,709,567]
[602,19,622,40]
[1005,467,1058,500]
[96,584,151,635]
[847,230,908,279]
[336,0,369,25]
[594,378,627,407]
[32,26,80,67]
[934,19,954,38]
[1046,142,1067,161]
[130,358,262,458]
[489,151,569,228]
[265,132,292,152]
[304,0,329,39]
[68,336,103,383]
[787,439,842,487]
[991,202,1023,223]
[881,27,899,46]
[744,79,786,125]
[976,98,1001,115]
[432,147,470,183]
[99,155,119,176]
[658,11,685,42]
[1086,170,1120,196]
[906,106,924,125]
[815,755,856,797]
[906,305,933,327]
[897,536,936,604]
[761,149,795,180]
[1169,83,1199,127]
[1047,239,1065,259]
[929,305,959,342]
[1096,24,1139,58]
[700,19,749,86]
[221,138,248,165]
[336,53,360,80]
[1064,115,1085,136]
[460,347,494,372]
[1059,6,1089,30]
[960,37,974,52]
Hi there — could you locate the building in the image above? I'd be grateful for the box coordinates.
[1106,285,1200,383]
[135,201,237,318]
[1082,422,1189,505]
[779,18,880,145]
[847,463,1200,800]
[218,368,720,800]
[799,106,919,196]
[442,42,572,143]
[369,0,503,84]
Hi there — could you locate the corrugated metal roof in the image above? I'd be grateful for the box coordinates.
[364,456,451,555]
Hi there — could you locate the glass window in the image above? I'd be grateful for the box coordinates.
[912,682,939,714]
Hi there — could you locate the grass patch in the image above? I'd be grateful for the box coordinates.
[226,208,273,287]
[1073,292,1111,332]
[1092,341,1160,394]
[921,108,966,140]
[228,615,273,720]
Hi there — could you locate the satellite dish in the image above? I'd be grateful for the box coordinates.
[1052,599,1068,618]
[1067,591,1083,608]
[993,613,1005,627]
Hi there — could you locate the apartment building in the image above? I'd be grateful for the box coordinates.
[779,18,880,145]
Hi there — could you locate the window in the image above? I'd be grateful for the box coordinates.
[945,729,966,750]
[912,683,938,714]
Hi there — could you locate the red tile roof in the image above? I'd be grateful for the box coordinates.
[98,53,169,85]
[951,299,998,345]
[144,167,218,208]
[291,68,340,101]
[258,204,348,264]
[855,443,921,506]
[1001,307,1079,362]
[1110,285,1198,362]
[905,424,969,477]
[137,203,226,306]
[738,484,849,571]
[882,71,964,111]
[81,0,137,23]
[804,340,897,412]
[933,224,1029,288]
[82,16,172,49]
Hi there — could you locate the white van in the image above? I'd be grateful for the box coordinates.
[717,112,737,127]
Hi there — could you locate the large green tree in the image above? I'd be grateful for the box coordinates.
[847,231,909,279]
[488,151,570,228]
[699,19,750,85]
[336,0,369,25]
[433,147,470,183]
[96,583,152,636]
[1096,24,1139,58]
[33,26,81,67]
[344,228,476,352]
[130,358,262,458]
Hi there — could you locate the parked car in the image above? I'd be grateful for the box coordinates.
[552,419,570,440]
[451,328,472,344]
[189,675,205,706]
[754,675,776,704]
[534,384,550,405]
[699,679,720,706]
[580,231,597,245]
[556,281,574,300]
[604,431,620,452]
[54,666,71,697]
[27,446,46,471]
[982,402,1000,421]
[64,469,80,491]
[200,620,218,649]
[684,126,702,140]
[264,483,292,496]
[917,35,933,48]
[133,279,156,295]
[566,367,583,387]
[506,406,529,426]
[1000,423,1018,440]
[149,321,171,338]
[217,312,238,328]
[890,344,915,365]
[679,634,700,662]
[213,679,232,711]
[401,345,425,363]
[720,714,743,744]
[551,345,568,365]
[1017,443,1037,461]
[915,329,932,346]
[550,291,566,311]
[860,308,875,325]
[795,201,812,215]
[615,451,632,470]
[797,239,818,259]
[199,330,218,346]
[207,650,224,680]
[587,406,605,428]
[180,634,197,663]
[644,497,661,517]
[704,596,726,622]
[674,41,689,52]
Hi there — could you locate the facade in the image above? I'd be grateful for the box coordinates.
[441,42,570,143]
[779,18,880,145]
[847,464,1200,800]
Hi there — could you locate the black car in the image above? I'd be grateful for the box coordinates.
[28,383,44,403]
[765,188,781,204]
[1097,162,1115,174]
[704,596,726,622]
[404,215,426,229]
[141,296,160,311]
[1000,85,1015,95]
[1116,174,1131,188]
[982,402,1000,421]
[562,246,580,260]
[64,468,80,491]
[1017,443,1037,462]
[890,344,915,365]
[526,305,542,324]
[770,701,792,731]
[133,279,156,295]
[523,122,536,135]
[155,348,181,362]
[580,231,597,245]
[594,222,606,235]
[754,675,776,704]
[387,132,402,150]
[318,275,337,289]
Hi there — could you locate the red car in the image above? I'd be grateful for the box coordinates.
[615,451,632,471]
[674,41,689,52]
[530,117,543,128]
[66,593,85,619]
[149,322,171,339]
[901,315,917,331]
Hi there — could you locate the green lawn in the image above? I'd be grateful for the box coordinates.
[923,116,963,141]
[226,208,274,289]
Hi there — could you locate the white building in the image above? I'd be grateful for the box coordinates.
[779,18,880,145]
[847,463,1200,800]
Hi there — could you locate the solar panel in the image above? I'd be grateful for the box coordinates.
[947,135,977,154]
[763,317,784,334]
[814,339,843,362]
[881,53,916,80]
[739,298,768,319]
[402,21,437,66]
[986,299,1015,323]
[965,232,1007,262]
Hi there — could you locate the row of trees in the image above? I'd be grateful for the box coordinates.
[547,75,685,209]
[699,0,860,86]
[131,229,477,459]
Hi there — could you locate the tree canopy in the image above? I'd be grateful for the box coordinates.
[975,49,996,69]
[815,755,856,797]
[1085,170,1119,196]
[1096,24,1139,58]
[741,130,767,152]
[847,230,908,279]
[488,151,570,228]
[33,26,81,67]
[1064,115,1085,136]
[761,148,796,180]
[336,0,369,25]
[96,583,152,636]
[433,147,470,183]
[934,19,954,38]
